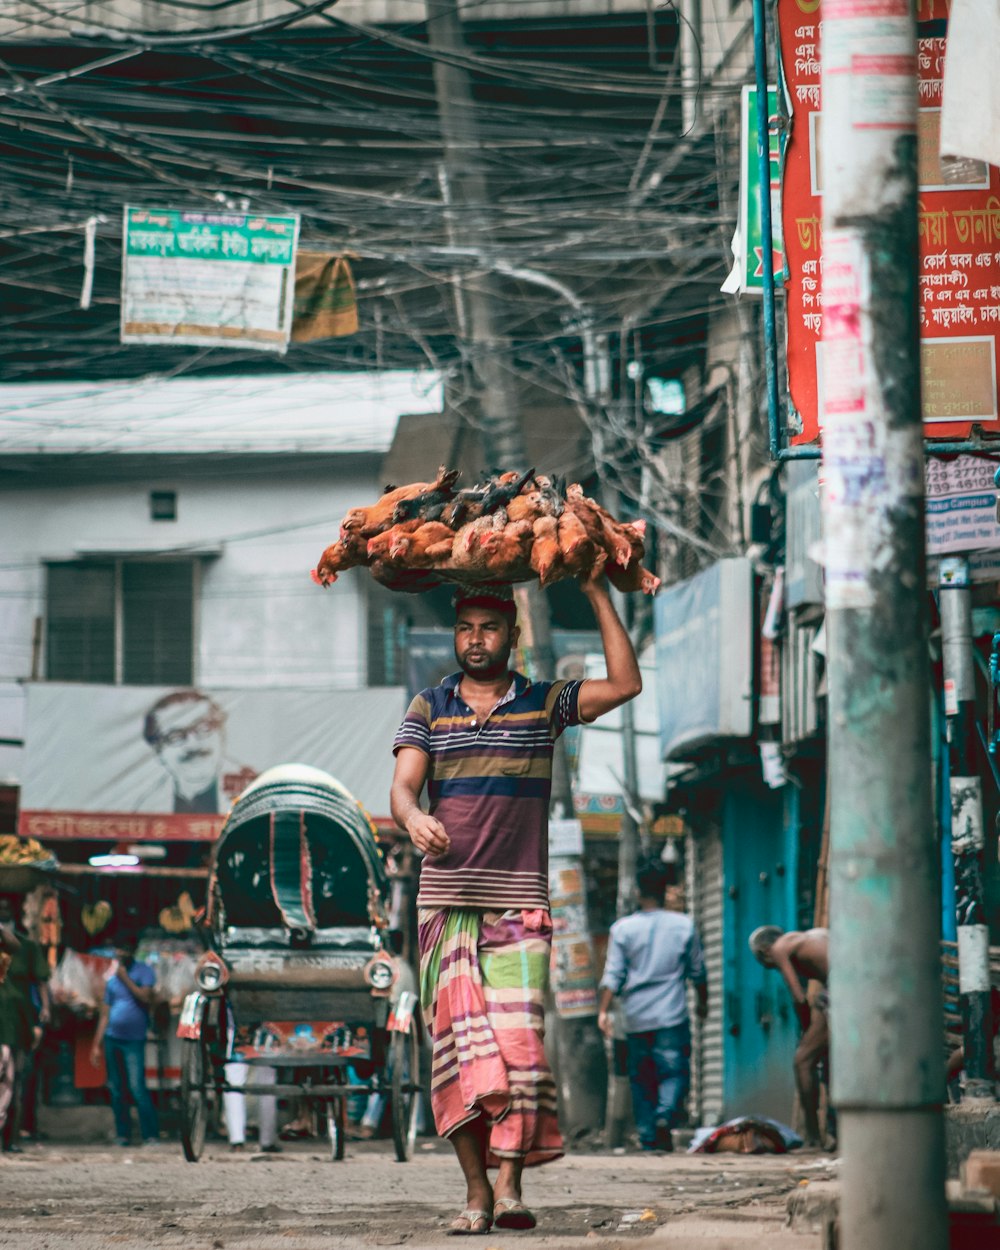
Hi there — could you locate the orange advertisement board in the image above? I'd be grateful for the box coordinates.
[778,0,1000,442]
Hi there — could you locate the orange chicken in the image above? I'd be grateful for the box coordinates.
[311,535,369,587]
[606,558,660,595]
[340,465,456,539]
[505,489,546,526]
[366,519,422,562]
[478,519,534,580]
[565,484,637,567]
[557,509,600,577]
[389,521,457,568]
[530,515,564,586]
[449,512,508,577]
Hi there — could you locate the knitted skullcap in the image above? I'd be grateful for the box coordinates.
[452,582,517,620]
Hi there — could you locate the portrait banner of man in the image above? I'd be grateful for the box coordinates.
[142,690,228,815]
[18,682,405,843]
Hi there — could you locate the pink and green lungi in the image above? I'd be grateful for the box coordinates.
[418,906,563,1167]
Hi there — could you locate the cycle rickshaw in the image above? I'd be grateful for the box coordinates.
[176,764,422,1162]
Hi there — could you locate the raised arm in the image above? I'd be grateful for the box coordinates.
[577,576,642,723]
[390,745,450,857]
[118,965,156,1007]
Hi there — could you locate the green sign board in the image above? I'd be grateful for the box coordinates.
[121,207,300,352]
[726,86,787,295]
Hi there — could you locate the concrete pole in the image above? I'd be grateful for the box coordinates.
[613,583,641,921]
[426,0,571,811]
[820,5,947,1249]
[425,0,605,1133]
[939,555,994,1098]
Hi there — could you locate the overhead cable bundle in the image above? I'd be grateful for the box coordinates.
[310,466,659,595]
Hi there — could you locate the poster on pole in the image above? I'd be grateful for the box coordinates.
[777,0,1000,442]
[548,855,599,1018]
[723,85,788,295]
[121,207,300,352]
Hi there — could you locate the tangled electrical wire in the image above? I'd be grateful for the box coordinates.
[0,0,756,566]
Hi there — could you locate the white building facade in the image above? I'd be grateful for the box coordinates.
[0,371,442,823]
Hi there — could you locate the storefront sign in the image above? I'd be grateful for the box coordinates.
[18,683,405,841]
[926,453,1000,554]
[778,0,1000,441]
[121,207,299,352]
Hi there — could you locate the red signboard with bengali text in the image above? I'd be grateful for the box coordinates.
[778,0,1000,443]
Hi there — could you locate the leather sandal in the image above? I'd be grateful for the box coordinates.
[446,1208,492,1236]
[493,1197,537,1230]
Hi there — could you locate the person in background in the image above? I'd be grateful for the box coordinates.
[0,913,19,1150]
[0,897,50,1154]
[598,862,708,1153]
[224,1019,280,1153]
[749,925,830,1148]
[17,982,45,1144]
[89,932,159,1147]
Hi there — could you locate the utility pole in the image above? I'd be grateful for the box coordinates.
[611,574,642,921]
[426,0,605,1134]
[820,4,947,1249]
[940,555,994,1099]
[426,0,570,808]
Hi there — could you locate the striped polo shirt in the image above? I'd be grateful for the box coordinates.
[393,670,583,910]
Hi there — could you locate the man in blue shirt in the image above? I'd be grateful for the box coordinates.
[90,933,159,1146]
[598,863,708,1153]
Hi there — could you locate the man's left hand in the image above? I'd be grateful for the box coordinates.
[579,567,609,598]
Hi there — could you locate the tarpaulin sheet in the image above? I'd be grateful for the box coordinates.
[18,683,406,841]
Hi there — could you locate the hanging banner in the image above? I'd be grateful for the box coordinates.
[121,207,299,352]
[777,0,1000,442]
[18,683,404,841]
[723,85,788,294]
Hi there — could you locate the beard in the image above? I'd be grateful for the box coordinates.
[456,640,512,682]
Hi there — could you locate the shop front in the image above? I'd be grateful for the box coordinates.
[8,681,406,1111]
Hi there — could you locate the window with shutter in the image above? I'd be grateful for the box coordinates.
[46,563,115,683]
[366,584,406,687]
[45,558,195,685]
[122,562,194,686]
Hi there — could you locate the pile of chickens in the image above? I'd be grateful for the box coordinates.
[311,467,660,595]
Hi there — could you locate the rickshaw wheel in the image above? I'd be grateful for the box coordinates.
[326,1095,346,1162]
[390,1027,421,1162]
[180,1038,209,1162]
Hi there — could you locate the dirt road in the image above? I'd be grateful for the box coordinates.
[0,1137,835,1249]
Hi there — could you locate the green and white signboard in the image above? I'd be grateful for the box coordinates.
[121,207,300,352]
[723,86,787,295]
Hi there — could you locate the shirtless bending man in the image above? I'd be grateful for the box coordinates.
[749,926,830,1147]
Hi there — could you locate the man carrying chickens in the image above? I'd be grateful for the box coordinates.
[390,576,641,1236]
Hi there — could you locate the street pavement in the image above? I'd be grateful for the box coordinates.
[0,1135,836,1249]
